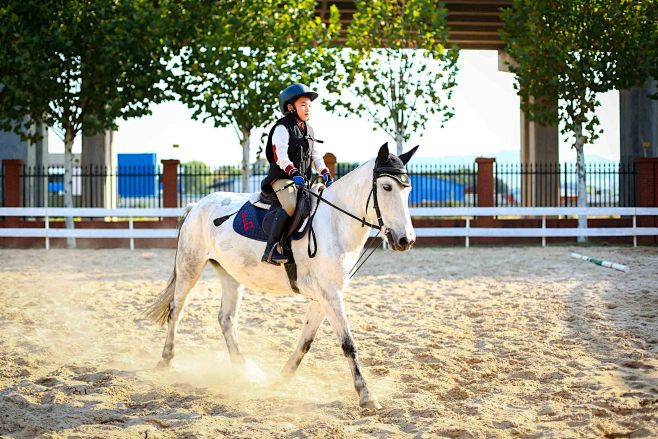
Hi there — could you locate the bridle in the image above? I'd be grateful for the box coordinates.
[301,159,411,277]
[366,164,412,231]
[302,160,411,233]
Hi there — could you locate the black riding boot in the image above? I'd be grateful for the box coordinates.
[262,208,290,265]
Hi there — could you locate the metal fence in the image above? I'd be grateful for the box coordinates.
[14,161,636,209]
[494,162,636,207]
[19,165,163,208]
[177,163,271,206]
[336,162,479,207]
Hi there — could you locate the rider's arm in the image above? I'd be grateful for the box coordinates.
[271,125,298,176]
[310,141,330,176]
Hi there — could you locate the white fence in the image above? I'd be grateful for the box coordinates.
[1,207,657,249]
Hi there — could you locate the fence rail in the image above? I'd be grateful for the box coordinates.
[12,161,637,209]
[1,207,656,249]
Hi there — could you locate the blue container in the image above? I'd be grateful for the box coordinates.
[118,153,157,197]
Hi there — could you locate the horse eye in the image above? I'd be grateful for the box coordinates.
[382,183,392,192]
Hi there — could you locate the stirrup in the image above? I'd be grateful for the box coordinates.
[262,243,288,265]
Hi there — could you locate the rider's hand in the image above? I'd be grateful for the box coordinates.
[323,172,334,187]
[290,170,305,187]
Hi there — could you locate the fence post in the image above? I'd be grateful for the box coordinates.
[161,159,180,233]
[161,159,180,208]
[323,152,336,177]
[635,157,658,244]
[475,157,496,243]
[476,157,496,208]
[2,159,23,228]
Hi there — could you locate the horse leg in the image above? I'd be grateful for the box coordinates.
[320,293,381,411]
[211,261,245,365]
[281,300,324,378]
[159,252,205,368]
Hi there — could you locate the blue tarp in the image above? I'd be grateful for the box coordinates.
[409,175,465,203]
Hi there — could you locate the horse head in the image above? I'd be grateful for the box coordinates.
[372,143,418,251]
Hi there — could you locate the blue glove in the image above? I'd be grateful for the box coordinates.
[323,172,334,187]
[291,172,305,187]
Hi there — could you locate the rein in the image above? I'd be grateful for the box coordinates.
[302,186,382,278]
[302,187,382,231]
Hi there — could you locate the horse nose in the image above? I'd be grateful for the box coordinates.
[398,236,410,249]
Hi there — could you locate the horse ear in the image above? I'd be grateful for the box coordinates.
[377,142,389,164]
[398,145,419,166]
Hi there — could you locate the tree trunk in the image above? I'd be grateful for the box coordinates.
[574,122,587,243]
[395,130,403,156]
[64,125,76,249]
[240,126,251,193]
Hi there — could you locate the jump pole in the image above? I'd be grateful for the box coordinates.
[570,252,629,272]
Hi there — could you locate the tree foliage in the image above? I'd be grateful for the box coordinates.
[0,0,210,247]
[501,0,655,240]
[323,0,459,155]
[171,0,339,192]
[0,0,207,141]
[501,0,654,145]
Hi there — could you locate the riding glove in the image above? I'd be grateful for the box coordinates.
[290,170,305,187]
[323,172,334,187]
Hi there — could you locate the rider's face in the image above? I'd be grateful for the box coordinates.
[289,96,312,121]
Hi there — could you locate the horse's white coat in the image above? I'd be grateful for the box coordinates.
[148,148,416,410]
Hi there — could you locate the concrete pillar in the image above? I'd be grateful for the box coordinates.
[520,101,560,206]
[498,51,560,206]
[161,159,180,208]
[2,159,23,227]
[323,152,336,177]
[634,157,658,244]
[620,78,658,206]
[81,130,116,208]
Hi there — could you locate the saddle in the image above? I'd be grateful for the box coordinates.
[230,183,320,243]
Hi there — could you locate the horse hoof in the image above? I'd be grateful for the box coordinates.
[359,398,382,412]
[156,359,171,369]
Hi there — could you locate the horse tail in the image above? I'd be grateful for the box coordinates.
[144,203,195,325]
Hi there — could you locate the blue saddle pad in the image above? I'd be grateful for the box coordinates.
[232,202,305,242]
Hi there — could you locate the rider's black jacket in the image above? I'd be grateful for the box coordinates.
[260,114,315,195]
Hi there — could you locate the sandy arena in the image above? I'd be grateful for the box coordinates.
[0,246,657,438]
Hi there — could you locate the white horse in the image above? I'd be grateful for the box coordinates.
[146,143,418,410]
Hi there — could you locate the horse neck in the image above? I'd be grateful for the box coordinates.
[319,160,376,255]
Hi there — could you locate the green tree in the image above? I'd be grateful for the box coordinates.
[0,0,209,247]
[171,0,339,192]
[501,0,654,241]
[323,0,458,155]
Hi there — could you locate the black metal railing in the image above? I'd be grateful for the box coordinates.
[177,163,270,206]
[19,165,162,208]
[13,161,636,209]
[0,165,4,208]
[494,162,636,207]
[336,162,478,207]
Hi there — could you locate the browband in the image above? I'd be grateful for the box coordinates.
[373,165,411,187]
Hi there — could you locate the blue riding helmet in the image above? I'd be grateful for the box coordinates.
[279,83,318,114]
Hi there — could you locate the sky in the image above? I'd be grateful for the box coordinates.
[48,50,621,165]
